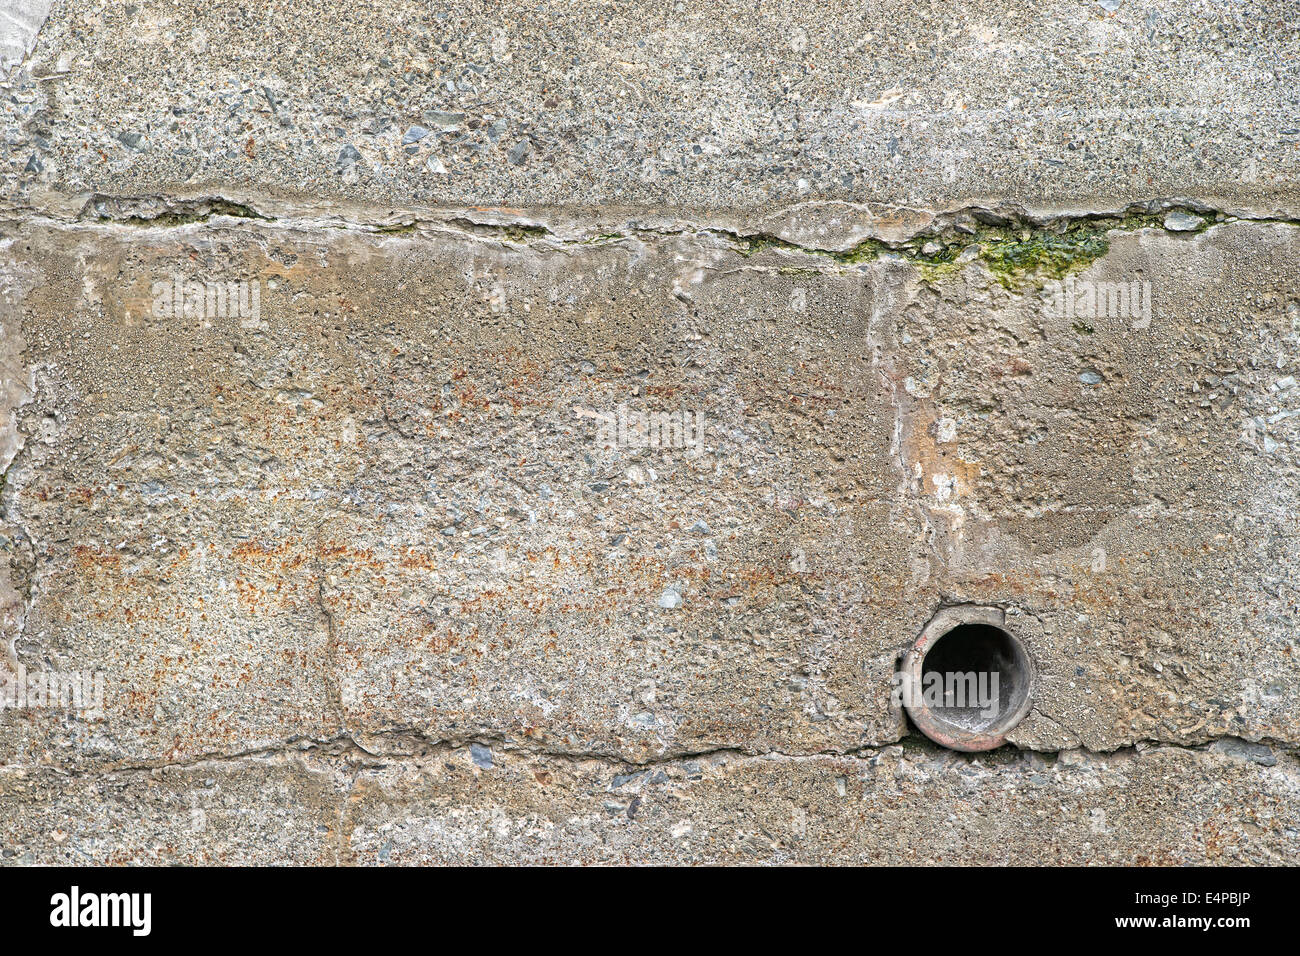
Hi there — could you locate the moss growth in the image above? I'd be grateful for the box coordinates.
[974,210,1208,287]
[717,210,1187,283]
[718,205,1243,287]
[1116,211,1168,232]
[910,241,959,263]
[979,227,1111,286]
[735,233,809,257]
[826,239,884,264]
[906,240,963,283]
[444,217,552,243]
[893,733,1032,765]
[917,259,965,283]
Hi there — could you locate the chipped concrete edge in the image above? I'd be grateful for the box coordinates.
[5,189,1300,263]
[0,0,55,79]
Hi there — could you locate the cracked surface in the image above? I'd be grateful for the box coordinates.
[3,735,1297,864]
[0,199,1299,863]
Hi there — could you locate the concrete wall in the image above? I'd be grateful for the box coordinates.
[1,0,1298,864]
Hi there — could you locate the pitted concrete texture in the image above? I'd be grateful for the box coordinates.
[3,0,1299,212]
[2,201,1299,863]
[2,740,1297,865]
[1,0,1300,865]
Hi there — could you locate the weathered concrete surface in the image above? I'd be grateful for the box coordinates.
[1,203,1299,862]
[1,1,1300,865]
[3,739,1296,865]
[2,0,1298,213]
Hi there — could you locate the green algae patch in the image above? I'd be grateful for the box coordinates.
[979,226,1111,286]
[735,233,813,258]
[917,258,965,283]
[826,239,885,264]
[975,212,1172,287]
[722,207,1221,286]
[906,240,964,283]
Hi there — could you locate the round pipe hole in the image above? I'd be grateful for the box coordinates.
[900,606,1035,752]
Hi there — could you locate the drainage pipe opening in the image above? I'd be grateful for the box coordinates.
[900,606,1035,752]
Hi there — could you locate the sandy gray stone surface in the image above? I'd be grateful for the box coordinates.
[1,1,1299,865]
[3,0,1298,213]
[4,740,1297,865]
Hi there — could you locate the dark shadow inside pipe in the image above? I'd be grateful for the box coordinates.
[920,622,1030,732]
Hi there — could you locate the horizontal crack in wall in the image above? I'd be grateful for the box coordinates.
[5,193,1300,285]
[7,730,1295,780]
